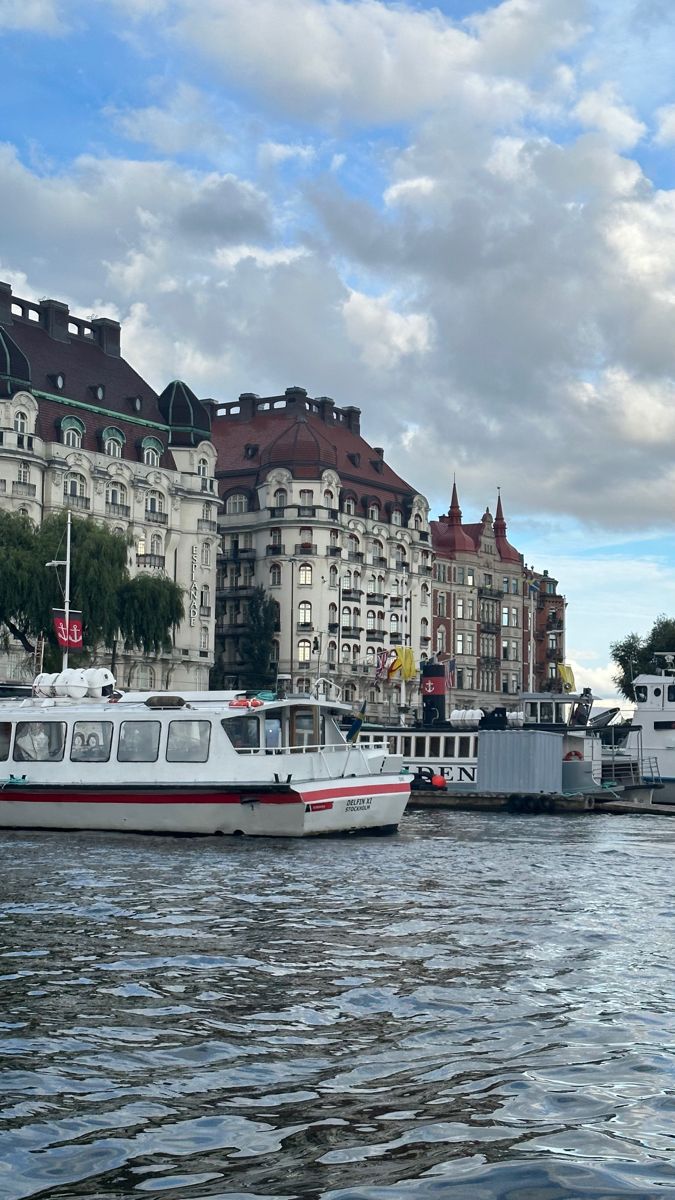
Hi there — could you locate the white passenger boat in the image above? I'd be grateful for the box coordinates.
[0,670,409,837]
[627,663,675,804]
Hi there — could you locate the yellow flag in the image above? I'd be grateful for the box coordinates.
[387,647,404,679]
[558,663,575,692]
[402,646,417,680]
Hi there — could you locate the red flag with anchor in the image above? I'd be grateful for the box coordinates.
[52,609,83,650]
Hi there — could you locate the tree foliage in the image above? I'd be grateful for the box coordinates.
[238,586,278,688]
[0,511,184,661]
[610,614,675,699]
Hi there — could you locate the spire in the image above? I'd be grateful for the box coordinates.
[447,479,462,524]
[494,490,506,536]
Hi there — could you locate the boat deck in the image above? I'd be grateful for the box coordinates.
[408,788,675,816]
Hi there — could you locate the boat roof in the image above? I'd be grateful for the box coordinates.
[1,692,354,717]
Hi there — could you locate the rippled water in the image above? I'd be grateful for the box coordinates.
[2,812,675,1200]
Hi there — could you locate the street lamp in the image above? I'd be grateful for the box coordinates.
[45,509,72,670]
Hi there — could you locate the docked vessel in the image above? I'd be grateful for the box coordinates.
[0,670,410,837]
[628,662,675,804]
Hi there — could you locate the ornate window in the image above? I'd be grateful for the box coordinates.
[391,509,402,526]
[368,503,379,520]
[343,497,355,515]
[150,532,163,555]
[298,639,311,663]
[201,502,212,520]
[298,600,312,627]
[298,563,312,586]
[329,602,337,624]
[270,563,281,587]
[17,462,30,484]
[327,641,337,664]
[329,565,338,587]
[64,472,87,498]
[141,437,163,466]
[146,490,164,514]
[367,610,376,630]
[324,489,334,507]
[226,493,248,514]
[200,626,209,651]
[273,488,287,509]
[105,481,128,508]
[437,627,446,653]
[197,457,208,478]
[101,426,125,457]
[391,612,400,633]
[14,410,28,434]
[341,643,351,663]
[299,489,313,505]
[62,417,85,449]
[201,543,211,568]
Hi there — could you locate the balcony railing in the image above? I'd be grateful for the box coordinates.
[390,596,403,607]
[417,530,430,542]
[366,592,385,604]
[63,493,90,510]
[478,586,503,600]
[327,508,339,520]
[136,553,165,569]
[347,551,364,562]
[216,620,247,635]
[341,625,362,637]
[295,543,317,555]
[13,481,37,498]
[481,620,499,634]
[105,502,130,518]
[366,629,382,641]
[199,605,212,617]
[373,556,387,567]
[197,519,218,533]
[297,505,316,517]
[268,506,286,517]
[419,566,433,576]
[546,647,563,661]
[266,544,284,555]
[297,621,314,632]
[145,509,168,525]
[328,546,342,557]
[238,547,256,558]
[341,588,363,601]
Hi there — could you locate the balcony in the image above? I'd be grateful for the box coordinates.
[145,509,168,525]
[366,629,382,642]
[373,556,387,567]
[219,583,255,597]
[63,493,90,510]
[297,621,314,632]
[481,620,499,634]
[105,502,130,519]
[295,543,317,555]
[266,544,284,555]
[341,625,362,637]
[238,546,256,558]
[478,586,503,600]
[200,478,215,493]
[393,562,409,573]
[136,553,165,569]
[390,596,403,607]
[328,546,342,557]
[198,518,218,533]
[268,506,286,517]
[347,551,364,562]
[417,530,430,542]
[216,619,247,635]
[366,592,385,604]
[12,481,37,498]
[199,605,212,617]
[546,647,563,661]
[341,587,363,601]
[297,505,316,517]
[547,617,564,631]
[327,508,339,520]
[418,566,433,576]
[420,635,431,645]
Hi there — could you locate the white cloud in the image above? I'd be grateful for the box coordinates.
[107,84,230,159]
[342,290,432,369]
[574,83,646,149]
[258,141,315,168]
[384,176,436,207]
[654,103,675,147]
[214,244,308,269]
[0,0,62,33]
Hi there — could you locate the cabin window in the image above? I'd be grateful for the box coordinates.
[167,720,211,763]
[444,736,455,758]
[402,736,412,757]
[264,717,282,750]
[540,702,554,724]
[634,686,647,703]
[668,686,675,703]
[117,720,161,762]
[223,716,260,752]
[414,736,426,757]
[71,721,113,763]
[0,723,10,760]
[458,736,471,758]
[14,721,66,762]
[292,709,316,749]
[429,736,441,757]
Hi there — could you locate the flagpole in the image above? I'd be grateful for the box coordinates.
[63,510,71,671]
[528,576,534,691]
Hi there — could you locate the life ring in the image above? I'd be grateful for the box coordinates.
[564,750,583,761]
[248,698,264,708]
[229,698,250,708]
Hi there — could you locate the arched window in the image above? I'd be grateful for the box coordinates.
[343,682,356,702]
[347,535,359,555]
[17,462,30,484]
[105,481,128,509]
[62,417,85,449]
[437,627,446,653]
[298,563,312,586]
[391,612,400,633]
[146,490,164,514]
[136,665,155,690]
[198,457,208,478]
[324,489,334,505]
[142,437,163,466]
[341,643,351,663]
[101,427,125,458]
[202,502,212,520]
[414,514,422,529]
[226,493,248,514]
[270,563,281,587]
[421,617,429,639]
[273,488,287,509]
[201,543,211,568]
[200,584,210,608]
[352,644,360,662]
[391,509,402,526]
[329,602,337,624]
[329,565,338,587]
[298,600,312,628]
[367,610,375,630]
[64,472,86,498]
[373,539,384,560]
[342,606,351,628]
[150,532,163,555]
[298,639,311,663]
[421,583,430,606]
[368,503,379,520]
[14,410,27,434]
[395,548,406,569]
[327,641,337,664]
[366,646,375,666]
[343,497,355,515]
[200,626,209,651]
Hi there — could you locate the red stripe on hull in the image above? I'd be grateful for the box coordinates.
[299,782,409,801]
[0,787,300,806]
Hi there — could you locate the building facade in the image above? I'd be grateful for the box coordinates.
[212,387,432,719]
[431,483,566,709]
[0,282,218,689]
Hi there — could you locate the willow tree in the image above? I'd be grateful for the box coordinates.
[0,511,183,663]
[238,586,278,689]
[610,615,675,699]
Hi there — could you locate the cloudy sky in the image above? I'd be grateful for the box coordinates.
[3,0,675,697]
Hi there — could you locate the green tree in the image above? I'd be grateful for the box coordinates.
[0,511,184,663]
[238,586,278,689]
[610,614,675,699]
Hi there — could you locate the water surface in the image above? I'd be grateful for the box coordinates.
[1,811,675,1199]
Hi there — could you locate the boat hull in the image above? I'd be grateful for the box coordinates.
[0,777,410,837]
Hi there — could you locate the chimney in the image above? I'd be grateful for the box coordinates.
[342,405,361,435]
[0,281,12,326]
[91,316,121,357]
[40,297,70,342]
[317,396,335,424]
[238,392,257,421]
[284,385,307,413]
[373,446,384,459]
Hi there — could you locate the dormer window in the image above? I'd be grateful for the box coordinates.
[343,497,355,515]
[90,385,105,402]
[141,436,163,467]
[102,426,125,458]
[61,416,85,449]
[368,503,379,521]
[128,396,142,413]
[391,509,402,526]
[197,457,208,478]
[14,410,28,434]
